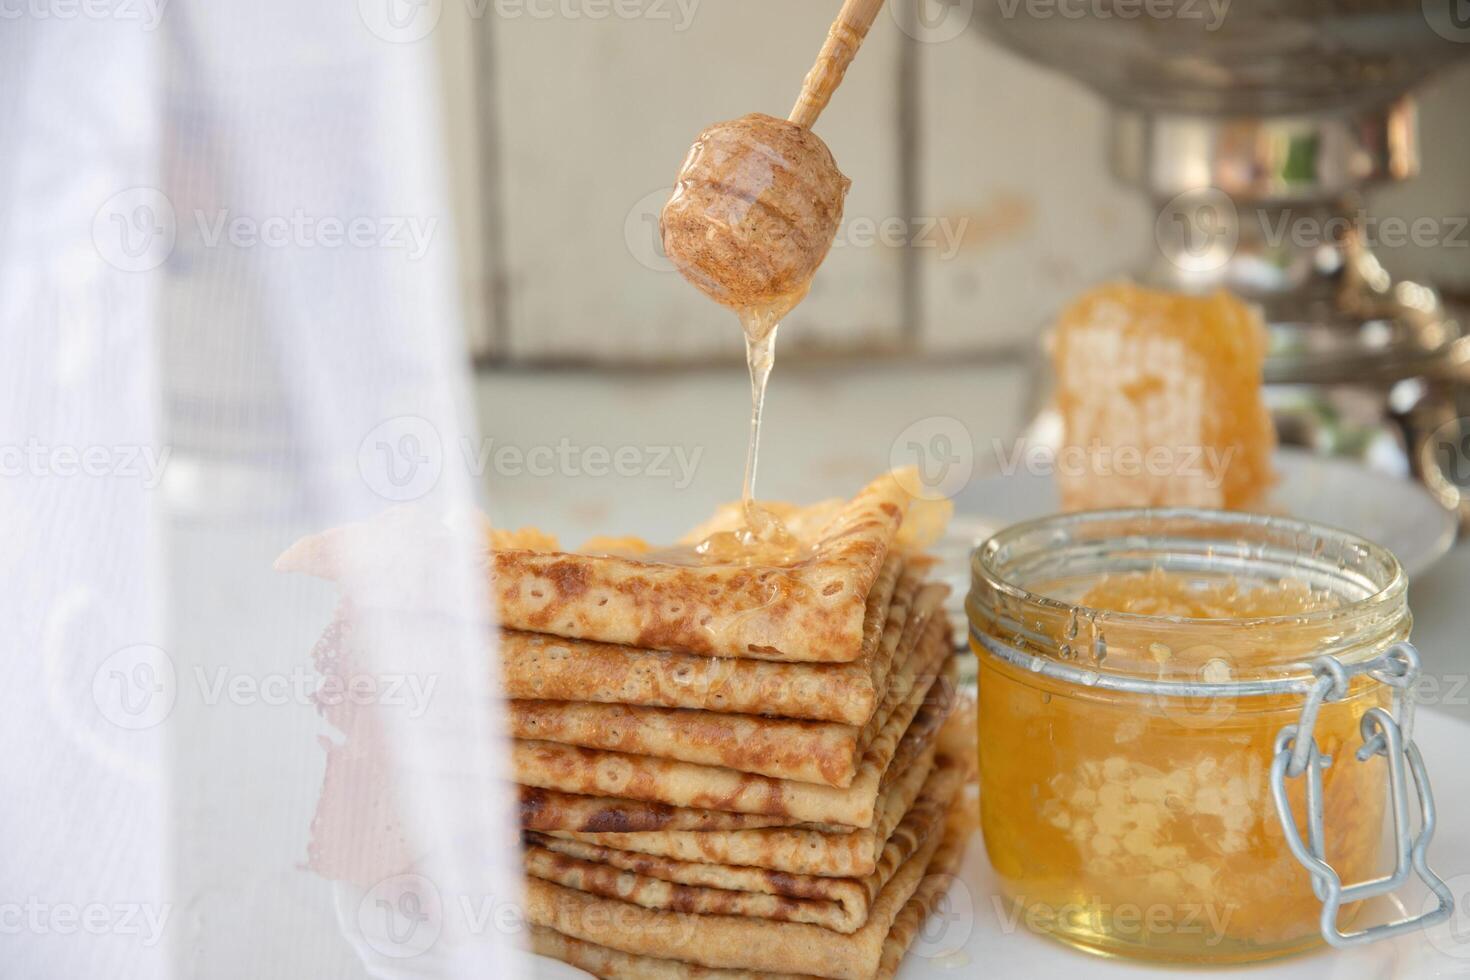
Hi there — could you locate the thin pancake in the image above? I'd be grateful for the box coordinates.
[523,796,975,980]
[541,683,954,877]
[510,650,957,828]
[521,790,951,980]
[518,786,800,834]
[549,744,937,879]
[504,609,948,788]
[532,740,929,846]
[507,700,860,788]
[497,554,916,725]
[533,691,975,846]
[522,751,965,934]
[276,470,918,663]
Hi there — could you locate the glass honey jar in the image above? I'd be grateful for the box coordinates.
[967,509,1454,965]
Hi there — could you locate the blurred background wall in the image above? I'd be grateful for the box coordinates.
[425,0,1470,367]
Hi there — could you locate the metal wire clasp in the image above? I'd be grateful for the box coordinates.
[1270,641,1456,948]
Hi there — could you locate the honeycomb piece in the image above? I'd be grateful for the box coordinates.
[1052,283,1277,511]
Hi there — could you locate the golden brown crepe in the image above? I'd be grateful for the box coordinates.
[496,556,936,726]
[525,666,955,877]
[490,470,916,663]
[277,471,923,663]
[521,750,965,934]
[501,565,944,729]
[546,744,937,879]
[519,786,802,834]
[522,793,976,980]
[503,604,949,788]
[507,701,863,788]
[522,796,950,980]
[511,649,957,829]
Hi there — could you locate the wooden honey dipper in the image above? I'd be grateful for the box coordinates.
[661,0,887,317]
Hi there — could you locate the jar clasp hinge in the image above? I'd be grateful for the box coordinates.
[1270,641,1456,948]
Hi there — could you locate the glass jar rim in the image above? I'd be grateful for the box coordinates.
[971,507,1408,635]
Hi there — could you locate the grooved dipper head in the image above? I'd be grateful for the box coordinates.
[660,113,850,316]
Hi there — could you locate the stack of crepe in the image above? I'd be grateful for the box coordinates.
[279,471,975,980]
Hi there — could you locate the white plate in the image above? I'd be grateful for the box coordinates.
[533,710,1470,978]
[949,447,1457,579]
[932,448,1459,633]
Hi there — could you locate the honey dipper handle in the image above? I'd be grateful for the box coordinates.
[788,0,887,129]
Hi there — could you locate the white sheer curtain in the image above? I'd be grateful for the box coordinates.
[2,4,524,977]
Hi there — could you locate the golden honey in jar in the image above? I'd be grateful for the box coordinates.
[968,511,1412,964]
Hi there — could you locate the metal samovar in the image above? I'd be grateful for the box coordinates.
[972,0,1470,522]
